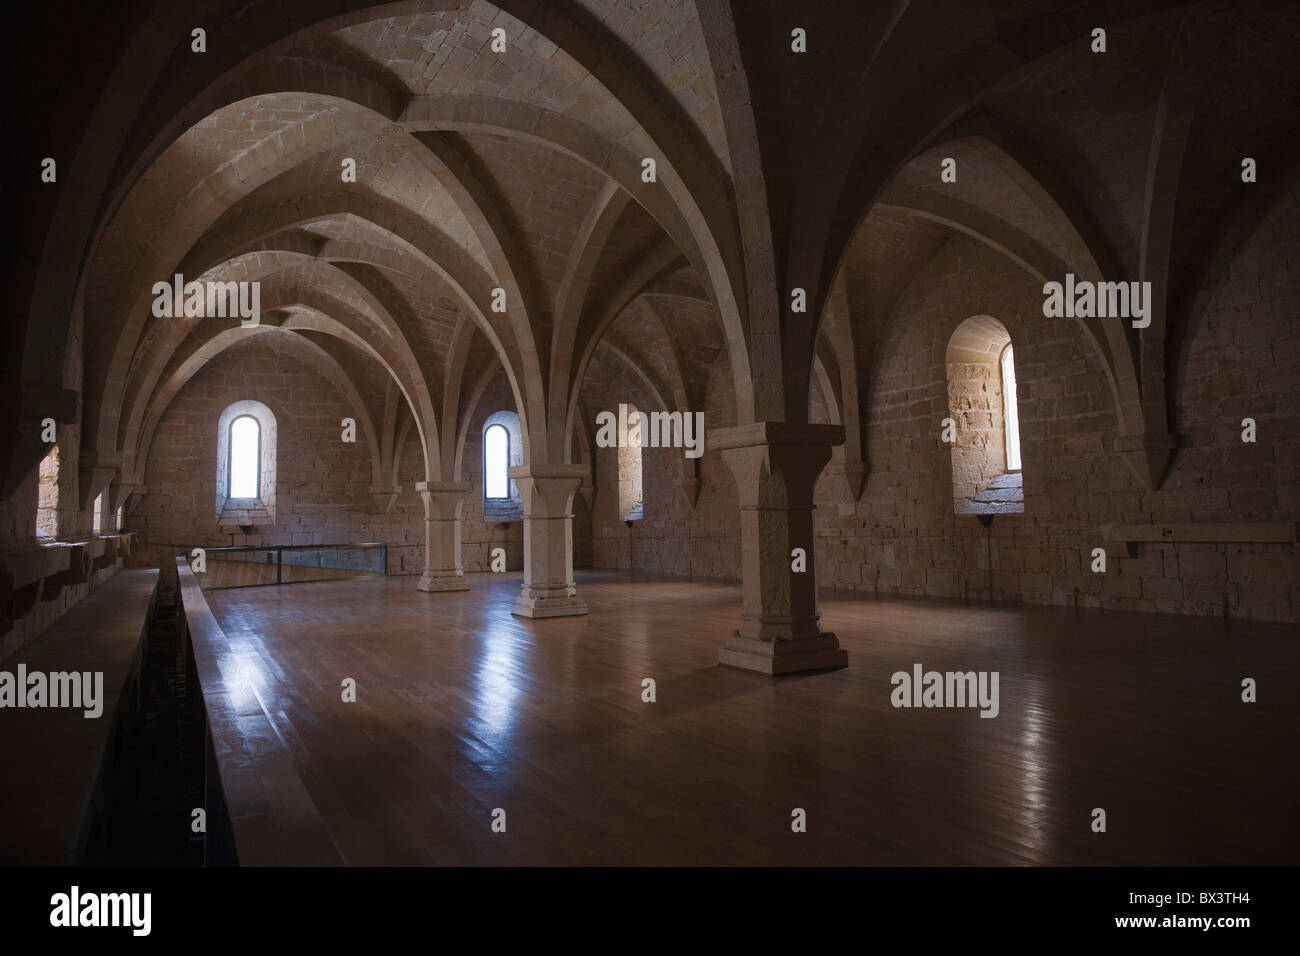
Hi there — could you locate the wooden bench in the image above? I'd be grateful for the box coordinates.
[0,568,157,864]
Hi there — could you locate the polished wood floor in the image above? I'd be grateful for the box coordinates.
[205,571,1300,866]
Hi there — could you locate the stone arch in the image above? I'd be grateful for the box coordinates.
[178,190,539,454]
[130,323,385,498]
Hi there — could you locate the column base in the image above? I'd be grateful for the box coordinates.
[718,631,848,675]
[418,570,470,592]
[511,584,588,619]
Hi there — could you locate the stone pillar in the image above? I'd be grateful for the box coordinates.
[509,463,588,619]
[416,480,471,592]
[712,422,848,675]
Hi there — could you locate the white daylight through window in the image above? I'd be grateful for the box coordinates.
[1002,345,1022,471]
[230,415,260,497]
[484,423,509,499]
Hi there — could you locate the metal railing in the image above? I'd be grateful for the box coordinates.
[181,543,388,590]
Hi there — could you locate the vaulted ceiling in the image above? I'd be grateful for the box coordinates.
[5,0,1297,500]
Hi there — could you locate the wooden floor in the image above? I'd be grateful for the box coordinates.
[204,571,1300,866]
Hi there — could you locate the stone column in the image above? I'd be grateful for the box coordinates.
[509,463,588,619]
[712,422,848,674]
[416,480,471,592]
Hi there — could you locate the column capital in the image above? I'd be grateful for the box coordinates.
[714,423,843,511]
[708,421,845,452]
[509,463,587,518]
[507,463,588,481]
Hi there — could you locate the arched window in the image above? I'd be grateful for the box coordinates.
[945,315,1024,516]
[36,444,59,539]
[229,415,261,498]
[484,423,510,499]
[481,411,523,521]
[217,400,277,524]
[91,492,104,534]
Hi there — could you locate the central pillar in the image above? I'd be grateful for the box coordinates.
[509,463,588,619]
[416,480,471,592]
[712,422,848,674]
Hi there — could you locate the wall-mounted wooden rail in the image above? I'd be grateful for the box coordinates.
[1105,522,1296,557]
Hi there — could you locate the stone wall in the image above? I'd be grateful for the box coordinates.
[0,296,134,656]
[135,339,423,567]
[589,355,741,579]
[945,315,1014,511]
[583,183,1298,624]
[115,179,1300,626]
[133,353,590,578]
[457,371,527,573]
[817,221,1295,623]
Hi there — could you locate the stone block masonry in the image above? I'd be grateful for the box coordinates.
[583,189,1299,625]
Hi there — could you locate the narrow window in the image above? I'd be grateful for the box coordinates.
[92,491,103,534]
[36,444,59,538]
[618,405,644,522]
[484,423,509,499]
[946,315,1024,515]
[229,415,260,498]
[1001,345,1022,471]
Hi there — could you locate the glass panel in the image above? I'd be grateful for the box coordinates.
[195,544,387,590]
[484,424,509,498]
[230,416,260,497]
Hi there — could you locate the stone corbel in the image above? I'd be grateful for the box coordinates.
[678,456,702,509]
[110,477,146,522]
[0,383,78,500]
[1114,432,1178,491]
[370,484,401,514]
[78,466,117,513]
[679,477,702,509]
[843,459,868,502]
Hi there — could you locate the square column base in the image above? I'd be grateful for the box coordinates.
[718,631,848,675]
[418,571,470,592]
[512,585,588,619]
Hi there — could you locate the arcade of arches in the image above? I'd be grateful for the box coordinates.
[0,0,1298,865]
[4,0,1299,659]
